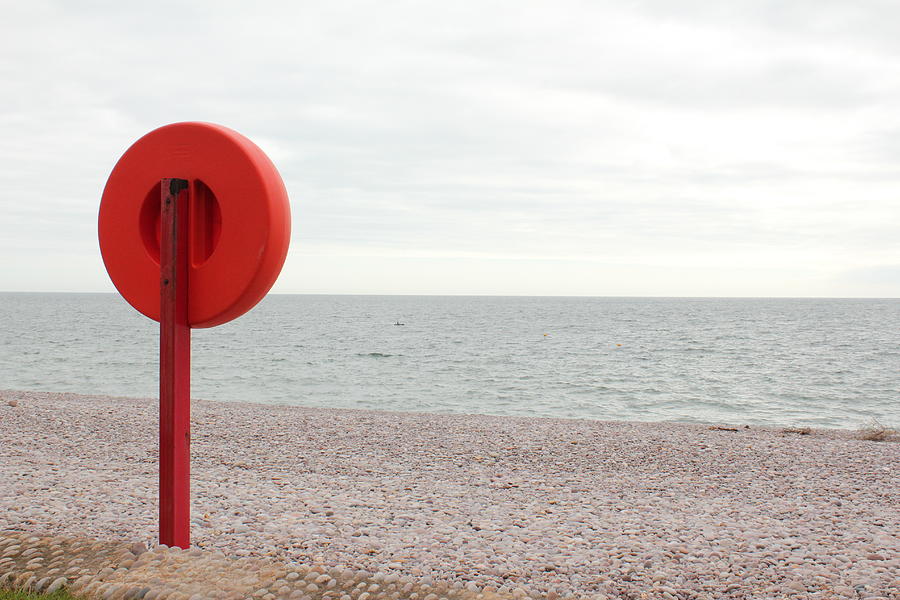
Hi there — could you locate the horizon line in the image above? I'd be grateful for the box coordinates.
[1,290,897,300]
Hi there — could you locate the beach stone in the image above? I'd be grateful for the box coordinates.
[104,584,124,600]
[6,399,17,407]
[130,542,148,556]
[46,577,68,594]
[34,576,52,592]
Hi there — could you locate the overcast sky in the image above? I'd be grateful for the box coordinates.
[1,1,898,296]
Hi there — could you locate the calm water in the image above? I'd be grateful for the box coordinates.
[1,293,897,429]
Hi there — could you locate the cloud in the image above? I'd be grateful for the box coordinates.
[1,1,898,296]
[838,265,900,286]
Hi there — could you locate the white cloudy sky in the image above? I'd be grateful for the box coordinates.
[1,1,898,296]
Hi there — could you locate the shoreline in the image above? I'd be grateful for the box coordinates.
[1,386,884,434]
[2,390,898,599]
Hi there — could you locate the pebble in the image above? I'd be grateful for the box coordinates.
[0,390,897,599]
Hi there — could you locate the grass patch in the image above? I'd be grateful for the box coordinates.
[0,591,81,600]
[856,419,899,442]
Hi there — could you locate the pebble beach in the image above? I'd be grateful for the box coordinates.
[1,390,898,599]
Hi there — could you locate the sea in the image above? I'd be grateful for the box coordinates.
[1,293,897,429]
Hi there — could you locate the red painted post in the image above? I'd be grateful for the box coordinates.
[100,124,291,548]
[159,178,191,548]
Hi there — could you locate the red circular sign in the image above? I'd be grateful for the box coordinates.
[99,122,291,328]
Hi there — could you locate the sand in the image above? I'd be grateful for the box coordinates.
[1,390,898,599]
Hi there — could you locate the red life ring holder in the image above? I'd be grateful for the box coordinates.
[98,122,291,328]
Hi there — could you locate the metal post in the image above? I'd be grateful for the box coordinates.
[159,178,191,548]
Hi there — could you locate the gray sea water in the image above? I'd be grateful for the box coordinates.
[1,293,897,429]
